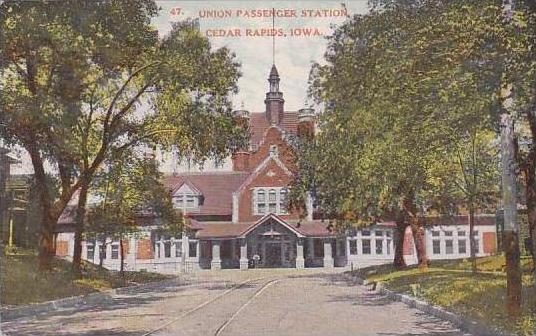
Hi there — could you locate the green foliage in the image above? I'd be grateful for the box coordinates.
[85,154,180,241]
[292,0,533,232]
[353,255,535,335]
[0,1,246,267]
[0,252,170,306]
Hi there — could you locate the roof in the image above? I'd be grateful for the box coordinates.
[163,171,249,216]
[249,111,299,147]
[269,64,279,77]
[194,214,335,239]
[421,215,496,226]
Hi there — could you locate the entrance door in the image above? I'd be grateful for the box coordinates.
[265,242,282,267]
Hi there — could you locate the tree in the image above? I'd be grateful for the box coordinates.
[0,1,246,270]
[86,154,180,275]
[294,0,531,276]
[429,128,500,273]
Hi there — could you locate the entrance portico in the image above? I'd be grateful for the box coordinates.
[196,214,338,270]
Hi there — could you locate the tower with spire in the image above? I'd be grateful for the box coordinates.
[264,64,285,125]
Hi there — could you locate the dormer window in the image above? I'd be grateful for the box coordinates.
[254,187,289,215]
[269,145,278,156]
[172,183,200,211]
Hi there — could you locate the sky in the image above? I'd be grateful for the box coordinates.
[10,0,370,174]
[153,0,370,111]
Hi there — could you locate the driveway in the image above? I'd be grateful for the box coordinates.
[1,269,471,336]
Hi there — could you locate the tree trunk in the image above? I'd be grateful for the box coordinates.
[99,240,105,268]
[500,111,522,317]
[523,167,536,276]
[402,192,427,269]
[504,230,522,316]
[72,182,89,276]
[409,218,428,269]
[38,211,57,271]
[120,237,125,276]
[394,220,408,269]
[26,140,59,271]
[468,205,477,274]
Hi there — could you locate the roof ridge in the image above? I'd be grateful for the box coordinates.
[163,171,249,177]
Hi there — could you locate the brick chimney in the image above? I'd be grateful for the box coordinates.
[297,108,315,139]
[231,109,251,171]
[232,151,250,171]
[264,64,284,125]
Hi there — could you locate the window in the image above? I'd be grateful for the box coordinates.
[86,244,95,260]
[444,231,453,237]
[458,239,467,254]
[433,240,441,254]
[269,144,278,156]
[111,244,119,259]
[458,231,466,237]
[362,230,371,236]
[257,189,266,214]
[173,193,198,210]
[175,241,182,258]
[445,240,454,254]
[280,189,288,214]
[432,231,440,237]
[349,240,358,255]
[164,241,171,258]
[186,195,195,208]
[268,189,277,213]
[472,231,480,254]
[189,242,197,257]
[100,244,107,260]
[375,230,383,237]
[362,239,371,254]
[174,195,184,208]
[386,231,392,238]
[375,239,383,254]
[254,188,289,215]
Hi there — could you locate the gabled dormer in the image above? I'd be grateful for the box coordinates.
[172,182,203,211]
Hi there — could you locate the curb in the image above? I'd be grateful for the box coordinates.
[343,273,509,336]
[1,277,181,322]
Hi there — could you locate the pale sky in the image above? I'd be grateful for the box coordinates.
[10,1,370,174]
[153,0,369,111]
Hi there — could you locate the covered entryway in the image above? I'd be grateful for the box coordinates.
[264,241,282,267]
[242,214,304,269]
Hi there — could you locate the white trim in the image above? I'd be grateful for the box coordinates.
[240,214,305,238]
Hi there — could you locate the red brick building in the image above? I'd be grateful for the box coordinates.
[55,65,498,273]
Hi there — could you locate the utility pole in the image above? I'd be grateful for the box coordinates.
[501,0,522,317]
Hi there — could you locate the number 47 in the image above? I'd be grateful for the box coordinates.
[170,7,182,16]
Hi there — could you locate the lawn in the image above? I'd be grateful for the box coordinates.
[1,249,172,307]
[351,255,535,336]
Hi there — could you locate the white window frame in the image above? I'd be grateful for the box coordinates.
[253,187,289,215]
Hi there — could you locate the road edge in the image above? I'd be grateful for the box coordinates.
[0,277,181,322]
[342,272,510,336]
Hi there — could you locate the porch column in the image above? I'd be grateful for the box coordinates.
[211,240,221,270]
[181,233,189,273]
[296,238,305,269]
[239,239,248,270]
[323,239,334,268]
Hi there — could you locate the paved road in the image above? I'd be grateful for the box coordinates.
[2,269,471,336]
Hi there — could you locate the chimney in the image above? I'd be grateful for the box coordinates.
[297,108,316,139]
[232,151,250,171]
[265,64,284,125]
[232,108,250,130]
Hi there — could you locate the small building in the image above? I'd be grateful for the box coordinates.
[54,65,498,273]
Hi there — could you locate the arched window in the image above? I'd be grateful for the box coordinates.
[256,189,266,214]
[268,189,277,213]
[280,188,288,214]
